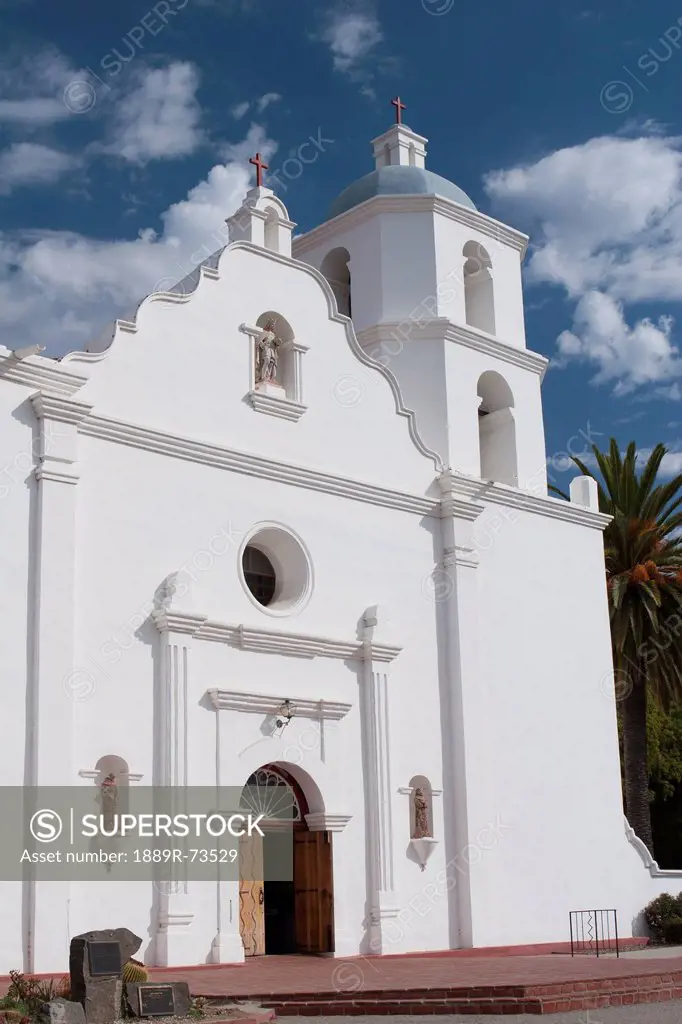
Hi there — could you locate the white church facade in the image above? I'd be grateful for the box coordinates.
[1,113,680,974]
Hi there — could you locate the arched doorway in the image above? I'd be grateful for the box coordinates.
[238,764,334,956]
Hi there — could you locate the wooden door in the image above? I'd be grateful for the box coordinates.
[239,833,265,956]
[294,830,334,953]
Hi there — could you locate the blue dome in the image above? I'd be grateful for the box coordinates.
[329,164,476,219]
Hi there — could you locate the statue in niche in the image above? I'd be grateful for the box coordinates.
[100,772,118,831]
[412,787,431,838]
[255,319,281,385]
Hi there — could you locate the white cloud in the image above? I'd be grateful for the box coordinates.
[230,93,281,120]
[636,448,682,477]
[320,8,382,78]
[256,92,281,113]
[0,143,81,195]
[555,291,682,394]
[231,101,250,120]
[485,131,682,395]
[0,49,82,124]
[0,124,277,356]
[102,63,204,165]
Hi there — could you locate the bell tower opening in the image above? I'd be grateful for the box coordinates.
[477,370,518,486]
[464,241,496,335]
[320,247,351,317]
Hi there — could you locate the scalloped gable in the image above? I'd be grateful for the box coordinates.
[64,241,441,495]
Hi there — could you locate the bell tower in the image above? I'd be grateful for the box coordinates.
[293,101,549,493]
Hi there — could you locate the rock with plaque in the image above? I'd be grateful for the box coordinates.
[69,928,142,1024]
[125,982,190,1019]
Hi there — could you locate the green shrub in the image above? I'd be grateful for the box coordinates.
[644,893,681,939]
[663,916,682,944]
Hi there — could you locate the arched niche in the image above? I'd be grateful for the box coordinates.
[477,370,518,487]
[408,775,434,838]
[263,205,280,254]
[254,310,295,396]
[320,247,351,317]
[463,241,496,336]
[94,754,130,815]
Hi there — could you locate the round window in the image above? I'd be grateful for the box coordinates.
[239,524,312,616]
[242,546,277,607]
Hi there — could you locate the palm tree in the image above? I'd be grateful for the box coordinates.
[555,441,682,854]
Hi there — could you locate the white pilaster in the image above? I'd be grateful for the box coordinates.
[28,392,92,973]
[152,573,206,966]
[361,607,400,952]
[209,691,244,964]
[438,473,493,948]
[281,340,309,404]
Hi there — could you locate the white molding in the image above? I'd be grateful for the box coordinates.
[305,813,352,832]
[79,413,438,517]
[31,393,93,424]
[208,690,351,720]
[152,610,208,636]
[248,389,307,421]
[293,195,529,258]
[35,466,80,485]
[0,350,88,396]
[398,786,443,796]
[78,769,144,782]
[444,322,548,379]
[196,621,401,662]
[357,321,547,380]
[624,817,682,878]
[445,472,612,531]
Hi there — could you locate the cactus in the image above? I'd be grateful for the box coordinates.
[122,959,149,983]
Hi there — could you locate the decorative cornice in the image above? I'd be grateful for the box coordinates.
[305,813,352,832]
[197,621,401,662]
[31,393,93,424]
[443,544,479,569]
[444,322,548,378]
[436,477,483,522]
[357,321,547,380]
[0,351,88,396]
[248,390,307,421]
[208,689,351,720]
[79,769,144,782]
[152,610,208,635]
[79,413,438,517]
[624,817,682,878]
[35,466,80,485]
[398,786,442,796]
[293,195,529,258]
[446,472,612,531]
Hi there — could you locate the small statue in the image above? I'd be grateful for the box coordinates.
[255,319,280,384]
[100,772,118,831]
[412,787,431,838]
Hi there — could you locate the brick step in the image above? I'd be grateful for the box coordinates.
[264,996,547,1016]
[238,973,682,1004]
[258,977,682,1017]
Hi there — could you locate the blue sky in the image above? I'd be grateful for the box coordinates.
[3,0,682,482]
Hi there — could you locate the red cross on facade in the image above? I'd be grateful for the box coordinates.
[249,152,268,187]
[391,96,406,125]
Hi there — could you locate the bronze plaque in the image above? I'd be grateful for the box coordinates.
[87,940,122,976]
[138,985,176,1017]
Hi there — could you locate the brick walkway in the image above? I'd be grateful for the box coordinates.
[150,951,682,1015]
